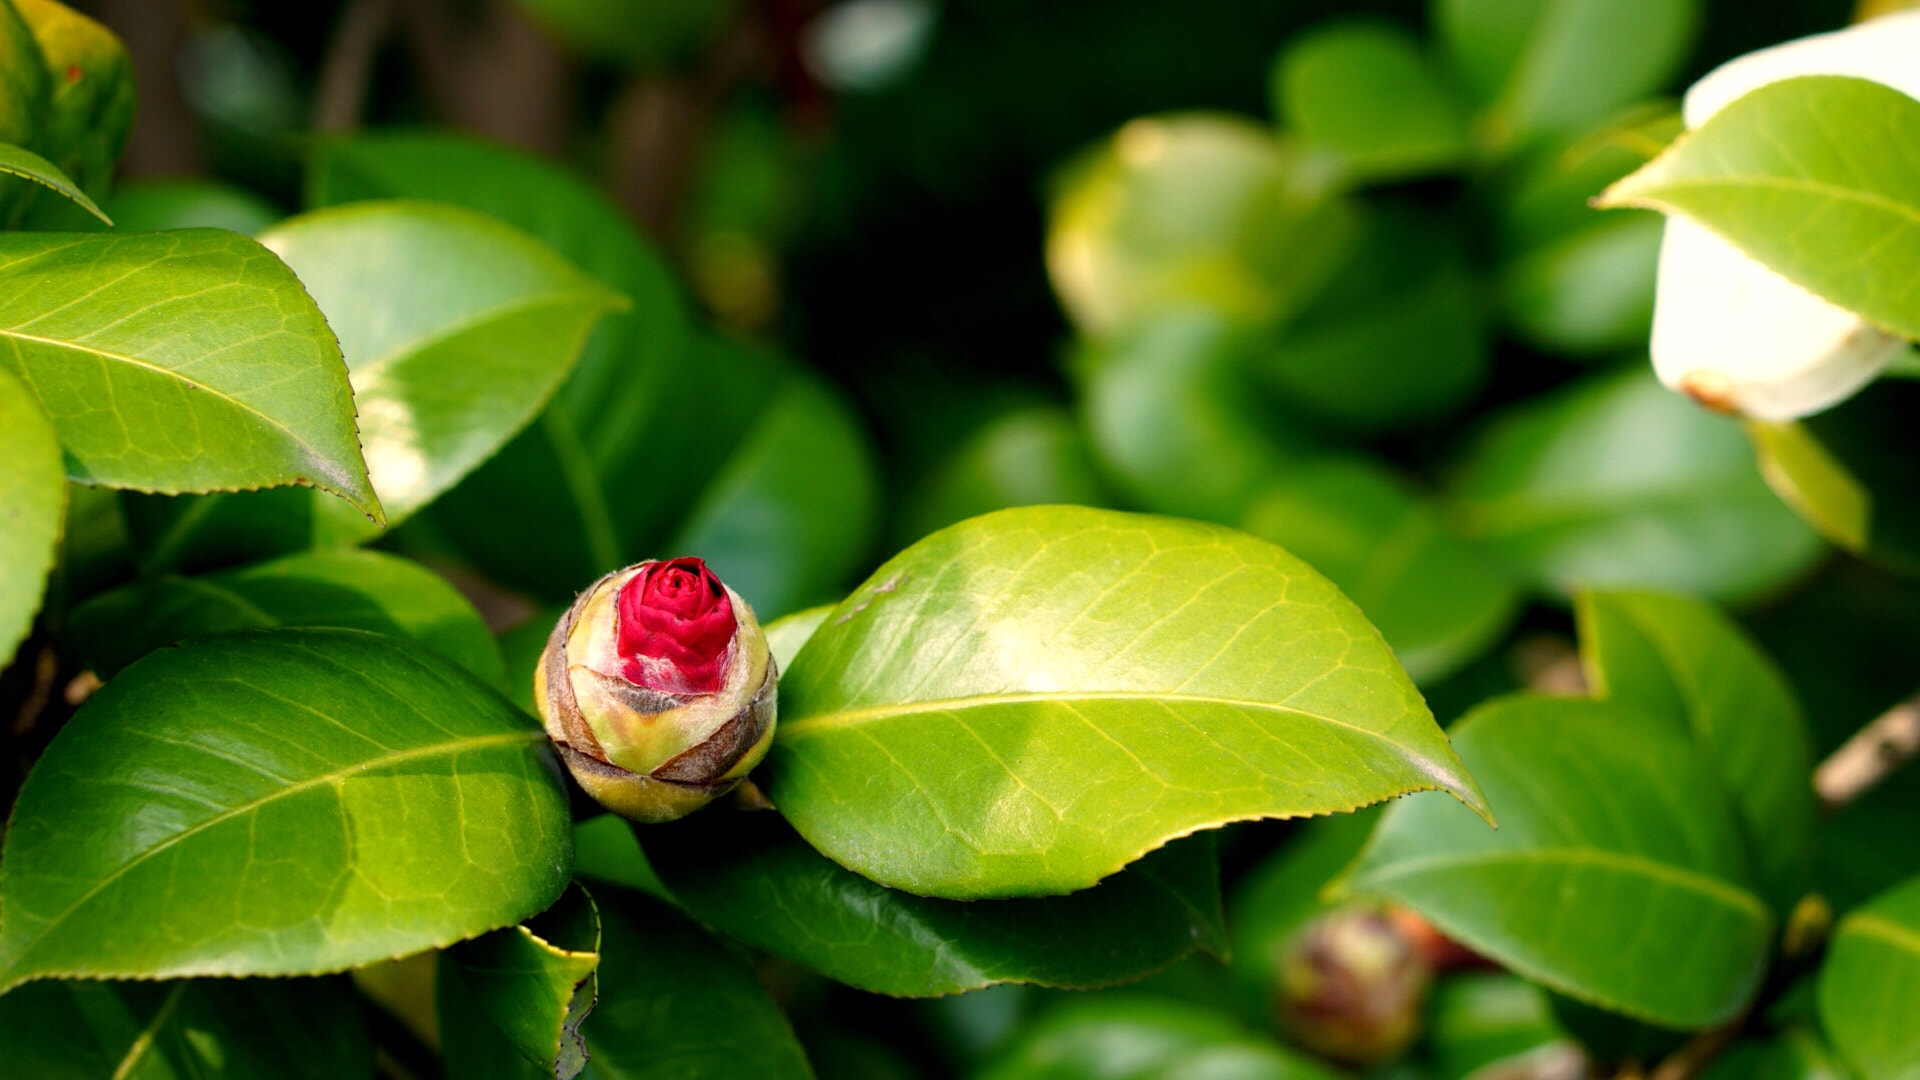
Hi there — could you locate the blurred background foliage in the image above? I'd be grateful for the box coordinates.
[22,0,1920,1077]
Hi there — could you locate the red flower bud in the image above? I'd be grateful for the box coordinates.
[616,557,736,694]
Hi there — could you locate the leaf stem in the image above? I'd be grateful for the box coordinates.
[1815,689,1920,809]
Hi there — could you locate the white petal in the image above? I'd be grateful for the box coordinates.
[1650,216,1903,420]
[1685,9,1920,126]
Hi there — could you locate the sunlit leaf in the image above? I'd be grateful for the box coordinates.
[0,365,64,668]
[1819,875,1920,1080]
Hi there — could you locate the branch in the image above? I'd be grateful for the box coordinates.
[1816,689,1920,810]
[313,0,397,133]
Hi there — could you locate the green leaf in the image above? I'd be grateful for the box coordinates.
[1274,18,1473,183]
[0,975,373,1080]
[769,505,1488,900]
[1429,973,1573,1080]
[0,0,47,152]
[1601,76,1920,339]
[0,229,378,517]
[0,365,63,667]
[0,141,106,222]
[1242,459,1518,685]
[978,997,1339,1080]
[442,883,599,1080]
[1698,1029,1850,1080]
[513,0,735,67]
[1751,420,1866,553]
[644,810,1227,998]
[583,891,814,1080]
[1802,382,1920,572]
[260,201,625,528]
[1078,310,1297,524]
[67,548,506,688]
[104,180,282,234]
[570,814,671,902]
[1226,810,1378,1001]
[1254,206,1488,431]
[1342,694,1772,1029]
[670,373,881,619]
[904,406,1108,543]
[1047,113,1358,338]
[0,628,572,989]
[1576,589,1816,902]
[1499,215,1663,355]
[1447,368,1823,602]
[1437,0,1700,146]
[1820,875,1920,1080]
[13,0,134,198]
[764,604,832,672]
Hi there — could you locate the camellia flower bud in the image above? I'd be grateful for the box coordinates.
[1274,906,1433,1067]
[536,557,775,823]
[1647,11,1920,420]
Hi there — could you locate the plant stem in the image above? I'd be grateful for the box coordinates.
[1816,689,1920,809]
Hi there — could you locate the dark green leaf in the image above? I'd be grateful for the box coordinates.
[582,891,813,1080]
[1429,973,1574,1080]
[1274,18,1472,183]
[771,505,1488,899]
[1448,369,1823,602]
[1576,589,1817,902]
[977,997,1338,1080]
[1817,764,1920,915]
[104,180,282,234]
[570,814,670,902]
[1819,875,1920,1080]
[1602,76,1920,339]
[1226,810,1378,1001]
[0,141,106,222]
[0,975,372,1080]
[645,810,1226,997]
[260,201,624,528]
[0,365,63,667]
[1745,420,1870,555]
[1241,458,1518,684]
[0,229,378,516]
[1342,694,1772,1029]
[68,548,505,687]
[1437,0,1700,145]
[442,883,599,1080]
[0,628,572,989]
[904,406,1107,543]
[512,0,735,66]
[1698,1028,1850,1080]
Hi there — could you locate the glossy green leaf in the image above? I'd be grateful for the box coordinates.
[765,604,832,672]
[0,975,373,1080]
[670,373,881,619]
[1342,694,1772,1028]
[1819,875,1920,1080]
[1047,113,1357,338]
[0,141,106,222]
[1243,459,1518,685]
[570,814,670,902]
[1274,18,1472,183]
[1226,810,1378,1000]
[978,997,1339,1080]
[1577,589,1817,901]
[67,548,505,687]
[1429,973,1573,1080]
[1747,419,1871,555]
[443,883,599,1080]
[645,810,1226,998]
[0,229,377,515]
[0,628,572,989]
[1254,207,1488,431]
[1437,0,1700,145]
[104,180,282,234]
[583,891,813,1080]
[1078,310,1296,524]
[261,201,624,529]
[1602,76,1920,339]
[1448,369,1823,602]
[770,505,1488,900]
[0,365,63,667]
[905,406,1108,542]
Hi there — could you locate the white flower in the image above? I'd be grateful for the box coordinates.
[1649,11,1920,419]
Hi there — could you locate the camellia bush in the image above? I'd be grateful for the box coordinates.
[1,0,1919,1078]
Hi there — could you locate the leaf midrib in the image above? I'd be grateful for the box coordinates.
[0,728,545,986]
[349,288,615,387]
[1618,173,1920,232]
[1843,911,1920,959]
[1356,846,1769,920]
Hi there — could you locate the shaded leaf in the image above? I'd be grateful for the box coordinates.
[1342,694,1771,1029]
[1819,875,1920,1080]
[13,0,133,197]
[1429,973,1574,1080]
[646,810,1226,998]
[1226,810,1379,1001]
[583,891,813,1080]
[0,975,373,1080]
[977,996,1339,1080]
[0,628,572,989]
[904,406,1108,543]
[0,141,106,222]
[1747,420,1871,554]
[1242,458,1518,684]
[1448,369,1823,602]
[1698,1028,1849,1080]
[104,180,282,234]
[770,505,1487,899]
[68,548,505,687]
[442,883,599,1080]
[1602,76,1920,340]
[0,229,377,516]
[1274,18,1472,183]
[570,815,670,903]
[0,365,63,667]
